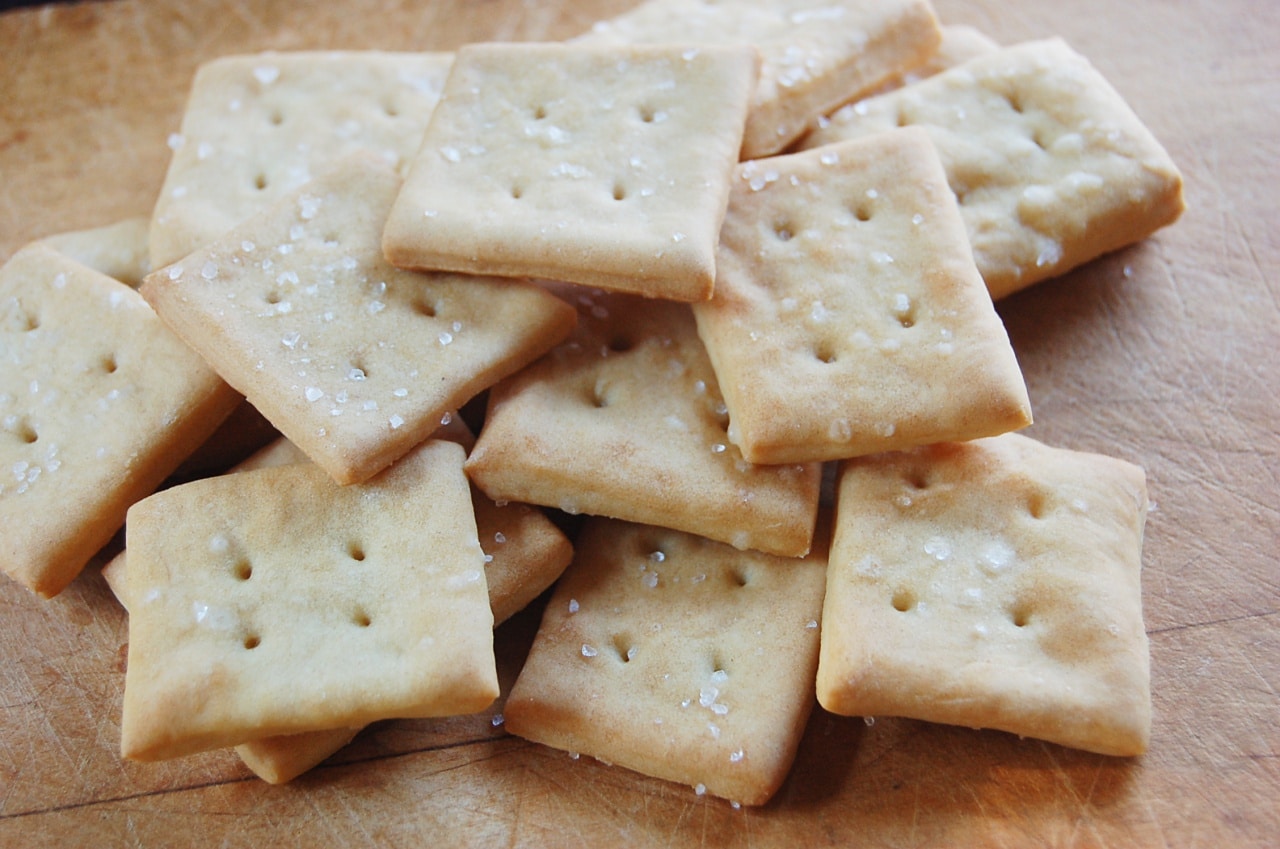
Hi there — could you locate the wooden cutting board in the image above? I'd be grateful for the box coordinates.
[1,0,1276,845]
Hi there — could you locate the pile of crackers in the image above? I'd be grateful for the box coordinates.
[1,0,1183,806]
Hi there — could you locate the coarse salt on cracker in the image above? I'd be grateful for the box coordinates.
[574,0,941,159]
[150,50,454,268]
[120,438,497,762]
[107,426,569,782]
[141,153,576,485]
[466,285,821,557]
[382,42,757,302]
[693,127,1031,465]
[505,515,829,806]
[818,432,1151,756]
[800,38,1185,298]
[0,244,239,598]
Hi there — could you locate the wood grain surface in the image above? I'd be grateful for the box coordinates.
[1,0,1277,846]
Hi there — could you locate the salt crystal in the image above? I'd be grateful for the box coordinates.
[253,65,280,85]
[304,387,324,403]
[568,598,579,613]
[201,261,218,280]
[581,644,598,658]
[388,414,405,429]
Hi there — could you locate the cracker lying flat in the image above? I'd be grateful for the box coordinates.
[141,153,577,485]
[818,433,1151,756]
[574,0,941,159]
[382,43,757,302]
[466,286,821,557]
[505,516,828,805]
[692,127,1031,465]
[40,216,152,286]
[150,51,454,268]
[0,244,239,598]
[120,438,498,762]
[800,38,1186,298]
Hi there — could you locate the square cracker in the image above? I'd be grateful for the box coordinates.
[382,42,758,302]
[504,516,829,806]
[141,152,577,485]
[466,286,821,557]
[574,0,941,159]
[150,51,454,268]
[817,432,1151,756]
[120,438,499,762]
[0,244,239,598]
[104,427,570,782]
[692,127,1032,466]
[799,38,1186,299]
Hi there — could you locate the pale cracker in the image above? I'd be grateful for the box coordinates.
[857,24,999,100]
[120,438,498,762]
[692,127,1032,466]
[141,153,577,485]
[382,43,757,302]
[573,0,941,159]
[818,432,1151,756]
[800,38,1186,298]
[39,216,152,287]
[505,515,829,806]
[150,51,454,268]
[106,428,569,782]
[466,285,821,557]
[0,244,239,598]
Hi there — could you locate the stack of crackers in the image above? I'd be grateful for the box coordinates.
[1,0,1181,806]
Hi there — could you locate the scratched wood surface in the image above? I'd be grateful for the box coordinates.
[1,0,1277,845]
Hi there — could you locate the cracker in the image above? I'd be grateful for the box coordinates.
[120,438,498,762]
[817,433,1151,756]
[504,515,829,805]
[799,38,1186,298]
[857,24,999,99]
[40,216,152,286]
[382,43,757,302]
[573,0,941,159]
[466,286,821,557]
[107,428,568,781]
[0,244,239,598]
[150,50,454,268]
[141,153,577,485]
[692,127,1032,465]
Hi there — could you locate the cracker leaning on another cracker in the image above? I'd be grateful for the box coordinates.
[0,244,240,598]
[466,284,822,558]
[383,42,758,302]
[141,153,577,485]
[818,432,1151,756]
[799,37,1186,298]
[693,126,1032,466]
